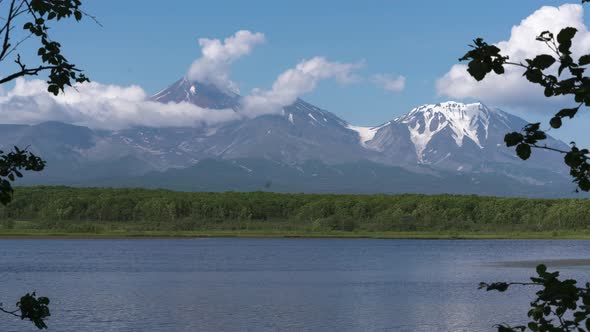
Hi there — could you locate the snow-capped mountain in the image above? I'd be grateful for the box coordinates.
[2,77,576,196]
[354,101,568,175]
[151,78,240,110]
[397,102,495,163]
[100,79,369,166]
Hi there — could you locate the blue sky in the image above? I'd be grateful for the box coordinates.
[10,1,590,142]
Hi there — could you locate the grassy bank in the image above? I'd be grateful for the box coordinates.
[1,186,590,239]
[2,229,590,239]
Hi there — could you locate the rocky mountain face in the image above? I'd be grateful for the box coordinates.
[361,102,568,176]
[5,78,577,197]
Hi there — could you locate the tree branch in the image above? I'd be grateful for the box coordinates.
[0,305,20,317]
[2,32,31,59]
[0,62,81,85]
[0,0,17,61]
[80,9,102,27]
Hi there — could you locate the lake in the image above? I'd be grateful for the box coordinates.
[1,238,590,331]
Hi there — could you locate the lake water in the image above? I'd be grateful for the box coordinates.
[1,239,590,331]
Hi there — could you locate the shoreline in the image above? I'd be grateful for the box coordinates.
[1,230,590,240]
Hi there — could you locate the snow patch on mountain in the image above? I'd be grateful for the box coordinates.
[396,101,492,161]
[347,124,383,147]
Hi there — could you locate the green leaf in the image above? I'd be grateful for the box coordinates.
[570,67,585,77]
[574,311,586,323]
[525,123,541,132]
[483,282,510,292]
[47,86,57,95]
[580,178,590,192]
[531,54,556,70]
[559,40,573,56]
[544,87,554,97]
[556,108,579,119]
[579,54,590,65]
[505,132,524,147]
[467,61,490,81]
[550,117,562,129]
[528,322,539,332]
[557,27,578,44]
[516,144,532,160]
[565,152,582,168]
[525,69,543,84]
[492,63,505,75]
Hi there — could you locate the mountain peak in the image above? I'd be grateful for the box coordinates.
[394,101,495,161]
[150,78,240,110]
[402,101,492,119]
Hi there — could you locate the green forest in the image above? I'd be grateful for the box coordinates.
[0,186,589,238]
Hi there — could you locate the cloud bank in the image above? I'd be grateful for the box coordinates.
[0,54,364,129]
[437,4,590,114]
[0,29,400,129]
[241,56,364,117]
[187,30,265,93]
[0,78,239,130]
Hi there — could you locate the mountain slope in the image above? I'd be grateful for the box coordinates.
[93,157,578,198]
[360,101,568,178]
[201,98,373,164]
[3,78,578,197]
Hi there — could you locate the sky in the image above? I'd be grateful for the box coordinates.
[2,0,590,143]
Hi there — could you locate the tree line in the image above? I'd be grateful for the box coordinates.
[1,186,589,234]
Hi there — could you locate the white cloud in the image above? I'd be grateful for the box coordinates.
[0,78,240,130]
[187,30,265,93]
[436,4,590,115]
[0,30,385,129]
[0,56,365,129]
[241,56,363,117]
[371,74,406,93]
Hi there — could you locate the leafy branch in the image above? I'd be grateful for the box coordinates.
[481,264,590,332]
[0,292,51,329]
[0,145,45,204]
[460,24,590,191]
[0,0,94,329]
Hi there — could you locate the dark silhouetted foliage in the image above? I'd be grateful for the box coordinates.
[0,0,92,329]
[463,1,590,330]
[460,1,590,192]
[0,292,51,330]
[481,265,590,332]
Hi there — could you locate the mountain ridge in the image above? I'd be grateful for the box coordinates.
[2,77,576,197]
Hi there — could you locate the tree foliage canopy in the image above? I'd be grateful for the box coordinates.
[2,187,590,234]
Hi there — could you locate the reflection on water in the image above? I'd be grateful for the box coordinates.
[1,239,589,331]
